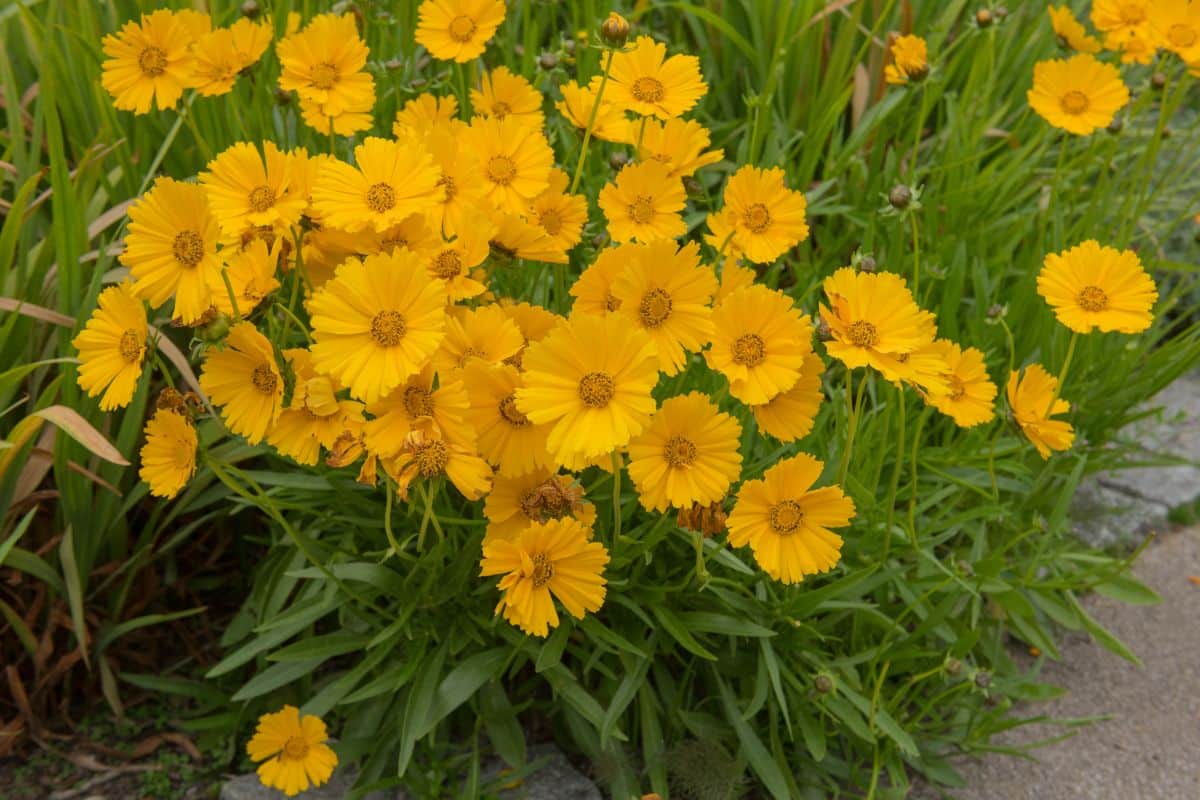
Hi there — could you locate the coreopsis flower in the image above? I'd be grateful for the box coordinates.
[230,17,273,64]
[1008,364,1075,459]
[489,212,570,264]
[384,417,492,500]
[604,36,708,120]
[101,9,196,114]
[311,137,442,234]
[1149,1,1200,61]
[884,34,929,85]
[199,322,284,445]
[364,366,474,457]
[921,341,997,428]
[189,19,272,96]
[267,349,364,465]
[1048,6,1102,53]
[726,453,855,585]
[308,250,448,403]
[246,705,337,798]
[173,9,212,38]
[480,518,609,637]
[705,285,810,405]
[276,14,376,135]
[463,117,555,215]
[1037,241,1157,333]
[611,240,717,375]
[528,169,588,253]
[201,142,307,237]
[434,304,525,374]
[750,350,825,442]
[1092,0,1151,46]
[393,93,460,138]
[1110,31,1156,63]
[423,131,491,238]
[484,470,595,542]
[570,245,632,315]
[819,268,937,384]
[516,313,659,463]
[1027,54,1130,135]
[497,300,562,368]
[72,282,147,412]
[556,81,629,143]
[627,393,743,512]
[634,118,724,179]
[208,240,281,318]
[598,160,687,243]
[471,66,545,129]
[714,166,809,264]
[416,0,507,63]
[121,178,221,325]
[373,213,443,261]
[139,409,197,499]
[462,362,554,477]
[426,218,494,301]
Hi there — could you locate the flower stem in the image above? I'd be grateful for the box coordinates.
[219,266,242,321]
[610,449,623,547]
[1049,331,1078,415]
[836,370,868,485]
[909,211,921,300]
[569,48,616,195]
[883,385,906,560]
[693,530,710,584]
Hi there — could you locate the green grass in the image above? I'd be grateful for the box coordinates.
[2,1,1199,798]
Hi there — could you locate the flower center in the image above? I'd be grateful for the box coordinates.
[366,183,397,213]
[538,209,563,235]
[449,15,477,42]
[282,737,310,761]
[1077,285,1109,312]
[663,435,697,468]
[1168,24,1198,48]
[948,375,966,402]
[247,185,276,213]
[627,195,656,224]
[1059,90,1090,115]
[732,333,766,367]
[742,203,772,234]
[768,499,804,534]
[172,230,205,267]
[370,310,407,346]
[138,46,168,77]
[458,347,488,367]
[578,371,615,408]
[491,101,512,119]
[438,175,458,202]
[486,156,518,186]
[631,76,665,103]
[415,440,449,477]
[310,62,339,90]
[499,394,530,427]
[432,250,462,279]
[403,385,434,418]
[119,330,143,363]
[638,288,673,328]
[251,364,278,395]
[847,320,879,348]
[530,552,554,587]
[1119,3,1145,24]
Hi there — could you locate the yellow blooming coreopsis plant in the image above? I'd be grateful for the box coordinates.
[247,706,338,797]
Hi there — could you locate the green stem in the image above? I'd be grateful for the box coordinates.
[327,116,335,156]
[909,211,920,300]
[634,115,647,159]
[883,386,906,560]
[219,266,242,322]
[906,408,929,541]
[569,48,616,195]
[836,370,868,485]
[181,99,212,162]
[693,530,710,584]
[610,450,622,546]
[1049,331,1078,414]
[383,475,400,556]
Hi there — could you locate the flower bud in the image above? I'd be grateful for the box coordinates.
[592,232,610,249]
[1151,72,1167,91]
[241,0,260,19]
[814,674,834,694]
[816,320,832,342]
[609,151,630,171]
[1107,117,1124,135]
[974,671,992,689]
[682,176,703,197]
[889,184,913,210]
[539,52,559,70]
[975,9,993,27]
[945,658,963,677]
[600,12,631,47]
[994,5,1009,18]
[200,312,232,343]
[858,256,877,273]
[563,38,577,55]
[275,88,293,106]
[986,303,1005,319]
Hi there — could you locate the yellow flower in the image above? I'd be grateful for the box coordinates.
[483,470,595,543]
[268,349,364,465]
[705,285,810,405]
[1037,240,1157,334]
[201,142,307,236]
[371,213,442,260]
[246,705,338,798]
[922,341,997,428]
[312,137,442,234]
[72,282,147,411]
[364,365,474,458]
[717,166,809,264]
[383,417,492,500]
[598,160,687,244]
[528,169,588,253]
[1007,364,1075,459]
[139,409,197,500]
[611,240,717,375]
[471,66,545,129]
[1109,30,1156,63]
[434,304,526,374]
[463,361,554,477]
[1092,0,1152,45]
[423,128,491,238]
[189,19,271,96]
[230,17,273,65]
[819,267,937,385]
[627,392,742,512]
[556,81,629,143]
[1149,0,1200,60]
[416,0,507,63]
[308,251,449,403]
[497,300,563,368]
[884,34,929,85]
[714,262,756,306]
[481,518,609,637]
[121,177,221,325]
[570,245,632,316]
[101,10,195,114]
[208,239,281,318]
[298,94,374,136]
[463,117,555,216]
[1048,6,1102,53]
[750,350,825,442]
[605,36,708,120]
[393,93,460,138]
[633,118,724,179]
[1028,54,1129,135]
[426,215,494,301]
[489,212,570,264]
[727,453,855,585]
[199,322,284,445]
[516,313,659,463]
[276,14,376,132]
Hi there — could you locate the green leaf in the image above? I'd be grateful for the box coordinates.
[397,643,446,777]
[535,621,571,672]
[231,658,324,702]
[716,678,791,799]
[94,607,207,656]
[481,683,525,768]
[269,632,372,662]
[651,605,716,661]
[1070,594,1142,665]
[601,656,650,746]
[59,527,89,668]
[420,648,507,737]
[678,611,775,638]
[1093,574,1162,606]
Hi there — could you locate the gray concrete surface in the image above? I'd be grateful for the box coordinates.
[944,526,1200,800]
